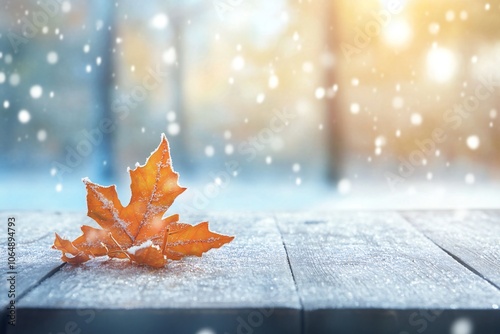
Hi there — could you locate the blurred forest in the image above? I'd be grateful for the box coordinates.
[0,0,499,209]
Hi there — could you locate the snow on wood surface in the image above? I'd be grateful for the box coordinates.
[402,210,500,290]
[2,211,500,334]
[17,213,300,310]
[276,211,500,310]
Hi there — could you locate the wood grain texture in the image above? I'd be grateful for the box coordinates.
[8,212,300,334]
[0,212,83,307]
[2,210,499,334]
[402,210,500,289]
[276,211,500,334]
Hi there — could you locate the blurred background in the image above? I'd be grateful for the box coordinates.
[1,0,499,212]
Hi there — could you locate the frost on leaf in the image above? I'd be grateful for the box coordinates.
[52,134,234,268]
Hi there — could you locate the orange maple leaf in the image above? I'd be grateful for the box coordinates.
[52,134,234,268]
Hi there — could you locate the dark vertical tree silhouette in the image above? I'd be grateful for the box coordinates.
[323,0,344,182]
[89,0,116,182]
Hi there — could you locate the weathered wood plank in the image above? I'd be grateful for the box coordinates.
[402,210,500,289]
[0,212,84,307]
[9,213,300,334]
[277,212,500,334]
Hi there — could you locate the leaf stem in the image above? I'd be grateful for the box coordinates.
[109,233,131,260]
[162,228,170,254]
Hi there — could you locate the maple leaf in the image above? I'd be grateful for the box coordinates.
[53,134,234,268]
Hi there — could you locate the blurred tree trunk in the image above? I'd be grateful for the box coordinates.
[324,0,344,182]
[0,36,11,162]
[90,0,116,182]
[168,15,190,173]
[0,12,19,166]
[164,1,210,174]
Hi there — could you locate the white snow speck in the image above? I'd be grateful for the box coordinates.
[337,178,351,195]
[55,183,63,192]
[167,111,176,122]
[3,100,9,108]
[490,109,497,119]
[9,73,20,86]
[268,74,279,89]
[62,1,71,13]
[302,62,314,73]
[127,240,153,255]
[224,130,232,139]
[350,103,360,114]
[427,47,457,82]
[18,110,31,124]
[231,56,245,71]
[265,156,272,164]
[196,328,216,334]
[256,93,265,104]
[466,135,480,150]
[315,87,325,99]
[450,317,473,334]
[392,96,404,109]
[428,22,440,35]
[83,44,90,53]
[410,113,422,126]
[0,72,5,84]
[30,85,43,99]
[151,13,168,30]
[205,145,215,157]
[445,10,455,22]
[295,177,302,186]
[292,163,301,173]
[351,77,359,86]
[465,173,475,185]
[162,47,176,64]
[37,129,47,142]
[459,10,468,20]
[224,144,234,155]
[95,20,103,31]
[167,123,180,136]
[375,135,386,147]
[47,51,58,64]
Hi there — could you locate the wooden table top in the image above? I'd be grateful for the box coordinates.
[1,210,499,334]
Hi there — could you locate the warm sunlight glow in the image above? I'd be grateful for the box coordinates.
[383,18,412,47]
[426,46,457,82]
